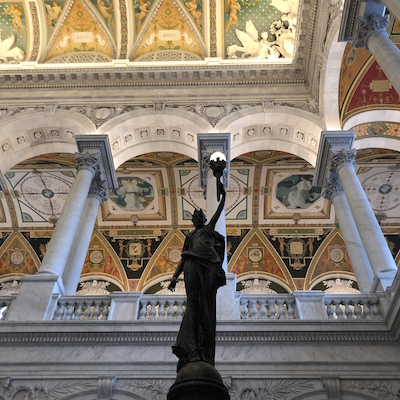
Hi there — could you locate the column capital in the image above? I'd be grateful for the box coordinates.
[352,14,390,50]
[330,148,356,174]
[88,174,110,203]
[75,151,101,176]
[322,176,344,202]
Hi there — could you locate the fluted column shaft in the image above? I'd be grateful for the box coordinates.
[323,176,374,293]
[330,149,397,276]
[38,151,100,278]
[206,168,227,271]
[62,174,109,295]
[353,14,400,95]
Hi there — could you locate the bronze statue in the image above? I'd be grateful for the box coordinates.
[169,181,226,372]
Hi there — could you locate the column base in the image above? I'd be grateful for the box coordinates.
[6,274,64,321]
[167,362,230,400]
[217,273,239,320]
[370,271,397,293]
[293,290,328,320]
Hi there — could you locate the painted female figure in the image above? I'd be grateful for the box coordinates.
[169,182,226,372]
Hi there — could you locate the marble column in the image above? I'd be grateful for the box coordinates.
[381,0,400,22]
[62,172,109,295]
[38,151,101,278]
[353,14,400,95]
[330,149,398,280]
[323,176,374,293]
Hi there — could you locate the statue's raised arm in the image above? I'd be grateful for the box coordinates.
[208,181,226,230]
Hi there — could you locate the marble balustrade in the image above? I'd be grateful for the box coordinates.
[2,290,386,323]
[324,294,385,320]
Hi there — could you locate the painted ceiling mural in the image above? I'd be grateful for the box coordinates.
[0,0,303,63]
[340,17,400,126]
[1,150,400,295]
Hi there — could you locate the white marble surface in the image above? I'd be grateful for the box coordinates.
[293,291,327,320]
[62,196,101,295]
[109,291,142,321]
[217,273,238,320]
[6,274,61,321]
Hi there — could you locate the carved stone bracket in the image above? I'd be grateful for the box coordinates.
[322,176,344,201]
[352,14,390,50]
[98,376,117,400]
[329,148,357,174]
[322,378,341,400]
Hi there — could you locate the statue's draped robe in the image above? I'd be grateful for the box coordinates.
[172,224,226,372]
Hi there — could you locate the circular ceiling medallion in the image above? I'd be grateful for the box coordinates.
[10,251,24,266]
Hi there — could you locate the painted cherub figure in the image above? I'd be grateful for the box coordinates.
[225,0,241,34]
[45,1,63,33]
[185,0,202,30]
[135,0,151,32]
[4,4,26,38]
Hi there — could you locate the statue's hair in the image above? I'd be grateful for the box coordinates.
[192,208,207,223]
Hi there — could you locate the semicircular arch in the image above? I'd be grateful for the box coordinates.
[215,108,322,166]
[104,110,213,167]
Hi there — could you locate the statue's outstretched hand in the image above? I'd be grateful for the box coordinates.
[168,277,177,292]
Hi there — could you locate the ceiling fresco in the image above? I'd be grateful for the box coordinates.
[339,17,400,126]
[353,122,400,141]
[0,0,303,64]
[1,150,400,295]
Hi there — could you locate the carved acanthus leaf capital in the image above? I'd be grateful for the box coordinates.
[352,14,390,50]
[329,148,356,173]
[75,151,101,176]
[88,174,110,203]
[323,176,344,201]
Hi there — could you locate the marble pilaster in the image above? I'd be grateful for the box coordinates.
[330,149,397,289]
[62,172,109,295]
[323,176,374,293]
[352,14,400,95]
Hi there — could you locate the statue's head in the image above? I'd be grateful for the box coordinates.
[192,208,206,228]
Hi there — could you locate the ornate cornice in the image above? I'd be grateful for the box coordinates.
[352,14,390,50]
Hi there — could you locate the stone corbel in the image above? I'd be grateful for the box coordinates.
[98,376,117,400]
[322,378,341,400]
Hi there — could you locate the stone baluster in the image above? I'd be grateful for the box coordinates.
[330,149,398,289]
[268,301,277,319]
[53,301,66,321]
[333,300,344,320]
[323,176,374,293]
[353,13,400,95]
[62,171,109,295]
[248,300,258,320]
[101,303,109,320]
[287,301,295,320]
[276,300,286,319]
[362,300,372,319]
[167,301,175,321]
[258,301,268,320]
[240,299,249,320]
[176,301,184,321]
[74,300,84,321]
[343,300,353,319]
[138,302,147,320]
[325,301,334,320]
[354,302,363,319]
[92,301,101,320]
[148,301,156,320]
[158,300,166,320]
[82,302,92,320]
[65,302,75,321]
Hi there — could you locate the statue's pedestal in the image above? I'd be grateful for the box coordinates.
[168,362,230,400]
